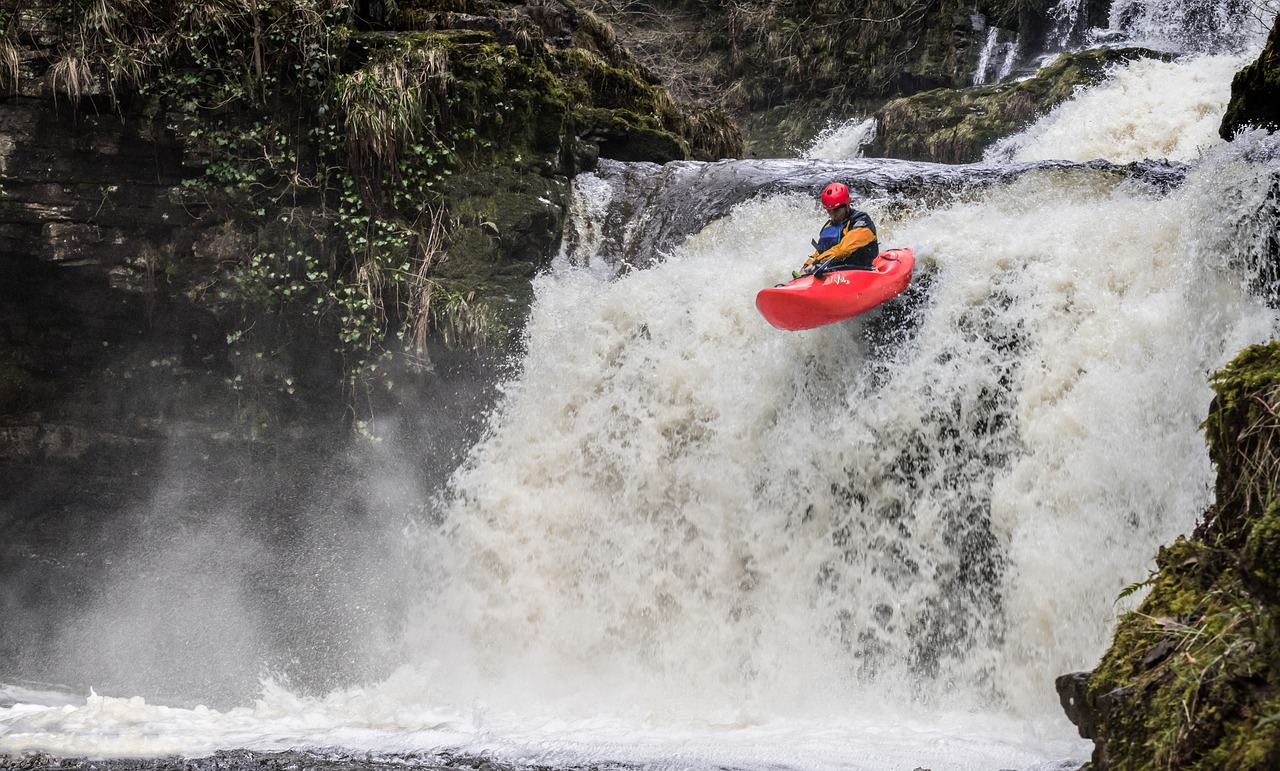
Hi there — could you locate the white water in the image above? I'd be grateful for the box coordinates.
[4,16,1280,771]
[984,54,1247,163]
[1047,0,1272,53]
[974,26,1020,85]
[803,118,877,159]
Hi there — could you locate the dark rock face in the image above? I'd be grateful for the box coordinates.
[0,96,190,275]
[0,86,262,460]
[1056,671,1097,741]
[1220,13,1280,139]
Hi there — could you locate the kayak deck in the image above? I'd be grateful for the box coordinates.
[755,248,916,331]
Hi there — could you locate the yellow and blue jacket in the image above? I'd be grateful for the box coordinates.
[803,209,879,271]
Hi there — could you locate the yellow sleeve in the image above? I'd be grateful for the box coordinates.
[804,225,875,268]
[824,226,876,262]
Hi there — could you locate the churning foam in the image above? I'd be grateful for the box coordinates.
[985,54,1246,164]
[802,118,876,159]
[419,143,1276,717]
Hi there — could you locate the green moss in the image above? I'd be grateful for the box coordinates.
[1085,341,1280,770]
[1243,502,1280,595]
[865,48,1172,163]
[1220,13,1280,139]
[1202,341,1280,547]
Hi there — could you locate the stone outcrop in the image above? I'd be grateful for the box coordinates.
[1220,12,1280,139]
[1061,342,1280,770]
[863,47,1171,164]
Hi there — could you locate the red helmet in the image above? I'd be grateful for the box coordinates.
[821,182,851,210]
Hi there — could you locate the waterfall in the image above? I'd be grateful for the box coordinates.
[1045,0,1275,54]
[983,54,1247,164]
[410,132,1279,727]
[1102,0,1265,51]
[3,2,1280,769]
[802,118,877,160]
[973,24,1020,85]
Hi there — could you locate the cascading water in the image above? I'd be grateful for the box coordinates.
[1047,0,1266,52]
[397,116,1279,737]
[982,53,1249,164]
[3,3,1280,770]
[973,22,1020,85]
[803,119,877,159]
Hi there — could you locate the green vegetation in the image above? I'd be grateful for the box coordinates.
[9,0,737,424]
[1085,341,1280,770]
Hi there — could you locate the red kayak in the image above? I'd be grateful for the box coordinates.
[755,248,916,331]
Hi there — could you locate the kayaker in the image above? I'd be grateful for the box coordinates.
[798,182,879,276]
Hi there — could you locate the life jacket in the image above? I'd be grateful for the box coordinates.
[814,221,845,253]
[814,209,879,267]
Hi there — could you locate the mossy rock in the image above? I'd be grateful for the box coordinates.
[438,167,566,276]
[1243,498,1280,598]
[1220,13,1280,139]
[1080,341,1280,770]
[573,106,689,163]
[1202,340,1280,542]
[865,47,1172,163]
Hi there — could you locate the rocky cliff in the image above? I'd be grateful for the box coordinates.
[0,0,741,447]
[1221,11,1280,139]
[1059,341,1280,769]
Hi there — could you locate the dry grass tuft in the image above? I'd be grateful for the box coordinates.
[49,55,93,102]
[341,43,451,167]
[409,204,449,358]
[0,40,18,93]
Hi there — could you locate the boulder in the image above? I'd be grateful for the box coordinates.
[1220,13,1280,139]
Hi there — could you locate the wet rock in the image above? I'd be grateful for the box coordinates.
[1055,671,1098,740]
[1220,12,1280,139]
